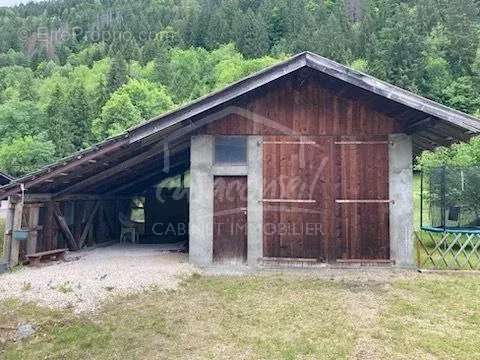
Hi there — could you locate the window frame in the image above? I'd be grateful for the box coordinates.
[214,136,248,165]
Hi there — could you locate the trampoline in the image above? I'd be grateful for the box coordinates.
[420,166,480,234]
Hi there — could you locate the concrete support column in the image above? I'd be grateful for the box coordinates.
[247,136,263,266]
[389,134,415,267]
[189,136,214,266]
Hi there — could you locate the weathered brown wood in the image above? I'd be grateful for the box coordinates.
[335,135,390,260]
[263,136,334,261]
[2,199,14,264]
[54,204,79,251]
[27,248,67,267]
[43,202,56,252]
[213,176,248,263]
[0,140,129,199]
[201,75,402,137]
[79,202,100,248]
[27,248,67,258]
[9,201,24,267]
[53,142,170,196]
[26,205,40,255]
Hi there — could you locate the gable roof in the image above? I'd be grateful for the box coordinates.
[128,51,480,143]
[0,51,479,199]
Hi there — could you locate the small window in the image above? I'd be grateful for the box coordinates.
[130,197,145,223]
[215,136,247,164]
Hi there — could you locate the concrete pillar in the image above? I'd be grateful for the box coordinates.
[189,135,214,266]
[247,136,263,266]
[389,134,415,267]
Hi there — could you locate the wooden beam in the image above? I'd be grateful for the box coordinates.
[9,201,24,267]
[53,143,168,197]
[79,202,100,248]
[54,203,79,251]
[107,158,189,195]
[405,117,436,135]
[0,140,128,199]
[2,199,14,264]
[54,194,131,202]
[26,205,40,255]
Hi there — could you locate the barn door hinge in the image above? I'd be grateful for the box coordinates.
[260,199,317,204]
[334,141,392,145]
[335,199,394,204]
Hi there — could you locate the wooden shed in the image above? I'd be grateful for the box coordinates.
[1,52,480,268]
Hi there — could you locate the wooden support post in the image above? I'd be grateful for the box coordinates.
[26,205,41,255]
[9,201,24,267]
[54,203,79,251]
[43,201,56,251]
[2,199,14,264]
[79,201,100,248]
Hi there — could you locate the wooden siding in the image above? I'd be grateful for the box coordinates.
[263,136,335,260]
[201,74,402,136]
[213,176,248,263]
[335,136,390,260]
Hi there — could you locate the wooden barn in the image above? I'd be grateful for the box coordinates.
[1,52,480,268]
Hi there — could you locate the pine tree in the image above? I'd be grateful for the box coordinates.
[45,85,75,157]
[106,56,128,94]
[234,9,270,58]
[444,0,479,75]
[63,84,92,150]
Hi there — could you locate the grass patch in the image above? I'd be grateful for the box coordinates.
[378,275,480,359]
[2,273,480,359]
[1,274,355,359]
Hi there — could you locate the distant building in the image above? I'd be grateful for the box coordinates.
[0,172,13,219]
[0,172,12,187]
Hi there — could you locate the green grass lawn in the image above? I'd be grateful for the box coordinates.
[1,273,480,359]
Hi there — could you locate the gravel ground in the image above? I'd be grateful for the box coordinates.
[0,245,196,313]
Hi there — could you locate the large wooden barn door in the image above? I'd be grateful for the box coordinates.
[335,136,390,260]
[213,176,248,263]
[262,136,335,260]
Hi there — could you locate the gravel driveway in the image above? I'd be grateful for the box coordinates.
[0,245,196,313]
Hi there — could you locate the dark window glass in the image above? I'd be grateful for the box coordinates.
[215,136,247,164]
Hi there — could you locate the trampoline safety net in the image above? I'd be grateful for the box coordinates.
[422,166,480,231]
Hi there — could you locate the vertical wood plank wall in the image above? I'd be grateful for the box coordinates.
[200,74,397,261]
[335,136,390,260]
[262,136,335,260]
[213,176,248,263]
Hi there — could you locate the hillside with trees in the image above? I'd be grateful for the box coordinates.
[0,0,479,176]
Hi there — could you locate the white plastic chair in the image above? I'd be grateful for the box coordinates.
[119,212,139,244]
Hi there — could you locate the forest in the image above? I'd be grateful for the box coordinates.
[0,0,479,176]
